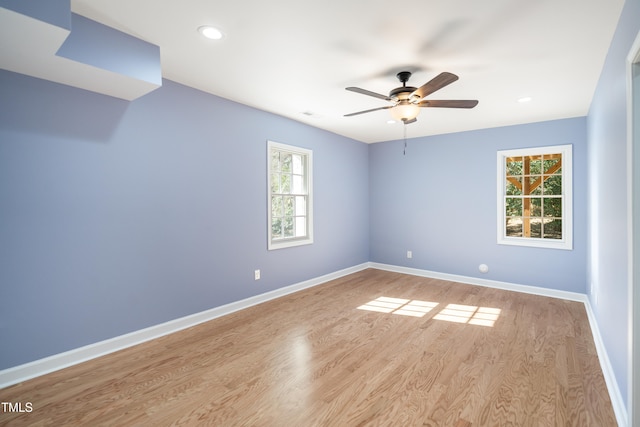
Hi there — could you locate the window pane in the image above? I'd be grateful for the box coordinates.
[295,217,306,237]
[284,196,294,216]
[530,218,542,238]
[543,175,562,195]
[530,186,542,196]
[272,218,282,238]
[530,198,542,216]
[271,196,283,217]
[280,174,291,194]
[543,156,560,173]
[543,219,562,239]
[506,178,521,195]
[282,154,292,172]
[271,173,280,193]
[271,151,281,172]
[506,198,522,216]
[295,196,306,214]
[292,154,303,174]
[506,218,522,236]
[523,198,531,216]
[292,175,303,193]
[543,198,562,217]
[528,176,542,195]
[284,217,294,237]
[506,157,523,176]
[529,155,542,174]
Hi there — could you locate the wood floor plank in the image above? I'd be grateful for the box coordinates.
[0,269,617,426]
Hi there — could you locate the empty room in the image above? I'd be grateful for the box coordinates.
[1,0,639,425]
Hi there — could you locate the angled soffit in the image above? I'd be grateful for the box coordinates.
[0,0,161,100]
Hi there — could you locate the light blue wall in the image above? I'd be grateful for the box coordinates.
[0,0,71,30]
[0,70,369,369]
[587,0,640,409]
[370,118,588,293]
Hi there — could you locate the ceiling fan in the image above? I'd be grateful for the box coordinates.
[344,71,478,124]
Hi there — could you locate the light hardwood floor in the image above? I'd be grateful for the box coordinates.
[0,269,617,426]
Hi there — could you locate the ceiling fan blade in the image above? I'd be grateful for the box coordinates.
[346,87,392,101]
[418,99,478,108]
[412,72,459,99]
[343,106,392,117]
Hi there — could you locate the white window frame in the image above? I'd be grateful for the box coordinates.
[497,144,573,250]
[267,140,313,250]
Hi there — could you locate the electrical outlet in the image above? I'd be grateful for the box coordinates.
[407,250,412,259]
[254,269,260,280]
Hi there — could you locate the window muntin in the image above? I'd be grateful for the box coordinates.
[268,141,313,250]
[497,145,572,250]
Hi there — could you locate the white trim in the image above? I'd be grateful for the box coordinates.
[369,262,626,425]
[0,263,368,389]
[627,28,640,427]
[584,298,628,427]
[369,262,585,301]
[496,144,573,250]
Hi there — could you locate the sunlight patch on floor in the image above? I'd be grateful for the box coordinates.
[358,298,501,326]
[357,297,438,318]
[433,304,501,327]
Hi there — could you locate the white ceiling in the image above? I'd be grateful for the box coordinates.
[66,0,624,143]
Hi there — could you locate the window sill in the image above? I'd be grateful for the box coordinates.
[268,237,314,251]
[497,236,572,250]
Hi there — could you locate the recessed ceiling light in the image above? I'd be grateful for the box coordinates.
[387,120,396,124]
[198,26,223,40]
[517,96,532,103]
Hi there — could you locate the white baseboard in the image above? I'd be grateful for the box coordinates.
[583,299,628,427]
[368,262,588,302]
[0,261,627,426]
[368,262,627,426]
[0,263,369,389]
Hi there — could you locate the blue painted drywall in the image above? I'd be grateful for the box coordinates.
[0,0,71,30]
[587,0,640,410]
[0,70,369,369]
[369,118,588,293]
[57,14,161,85]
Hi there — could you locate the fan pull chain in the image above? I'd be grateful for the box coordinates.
[403,121,407,155]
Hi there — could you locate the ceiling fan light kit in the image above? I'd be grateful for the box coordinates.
[390,101,420,122]
[345,71,478,124]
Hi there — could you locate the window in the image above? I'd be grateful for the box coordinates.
[267,141,313,250]
[497,144,572,250]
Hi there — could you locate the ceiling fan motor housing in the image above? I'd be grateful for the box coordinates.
[390,86,418,101]
[390,71,419,102]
